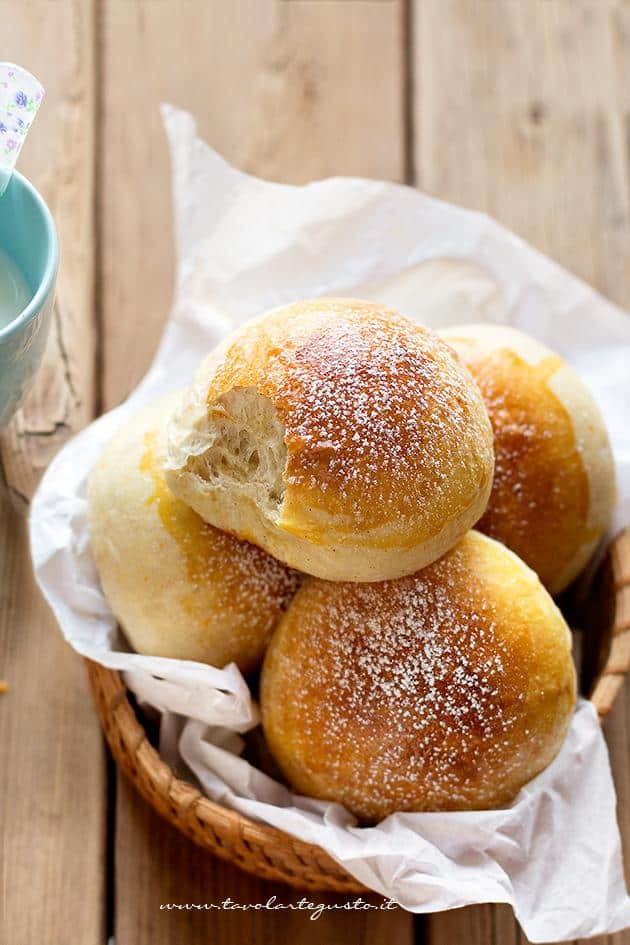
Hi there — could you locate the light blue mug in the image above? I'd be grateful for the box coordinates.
[0,170,58,429]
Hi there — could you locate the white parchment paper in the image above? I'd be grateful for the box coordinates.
[30,106,630,941]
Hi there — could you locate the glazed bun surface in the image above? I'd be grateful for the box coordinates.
[165,299,494,581]
[261,531,576,823]
[87,399,299,673]
[441,324,616,594]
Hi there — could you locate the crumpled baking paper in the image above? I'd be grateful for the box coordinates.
[30,105,630,941]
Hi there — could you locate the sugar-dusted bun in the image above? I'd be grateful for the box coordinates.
[441,324,616,594]
[87,398,300,673]
[165,299,494,582]
[261,531,576,823]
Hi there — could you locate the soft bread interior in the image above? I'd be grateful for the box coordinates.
[179,386,287,522]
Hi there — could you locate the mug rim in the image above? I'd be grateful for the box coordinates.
[0,169,59,342]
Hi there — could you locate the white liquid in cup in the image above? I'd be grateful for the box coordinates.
[0,247,30,330]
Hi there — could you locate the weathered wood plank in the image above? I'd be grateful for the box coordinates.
[0,1,97,503]
[414,1,630,942]
[116,775,412,944]
[100,1,410,943]
[0,3,105,944]
[414,0,630,310]
[99,0,406,406]
[0,502,106,944]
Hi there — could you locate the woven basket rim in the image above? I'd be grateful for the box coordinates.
[587,527,630,716]
[86,659,365,891]
[86,526,630,891]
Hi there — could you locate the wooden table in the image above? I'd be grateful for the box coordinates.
[1,2,629,943]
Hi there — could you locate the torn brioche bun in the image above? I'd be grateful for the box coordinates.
[260,531,576,823]
[165,298,494,582]
[87,398,300,673]
[441,324,616,594]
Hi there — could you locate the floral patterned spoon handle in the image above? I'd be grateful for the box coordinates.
[0,63,44,197]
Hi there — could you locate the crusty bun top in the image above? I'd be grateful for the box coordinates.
[441,324,616,594]
[261,531,576,823]
[166,299,494,581]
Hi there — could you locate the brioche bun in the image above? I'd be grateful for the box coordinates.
[87,399,299,672]
[261,531,576,823]
[165,299,494,582]
[441,324,615,594]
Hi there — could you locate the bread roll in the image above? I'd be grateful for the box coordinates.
[441,324,615,594]
[165,299,494,582]
[261,531,576,823]
[87,399,300,673]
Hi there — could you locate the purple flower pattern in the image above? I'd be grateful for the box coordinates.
[0,63,44,178]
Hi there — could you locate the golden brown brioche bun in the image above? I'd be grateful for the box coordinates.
[260,531,576,823]
[87,399,300,673]
[440,324,616,594]
[165,299,494,582]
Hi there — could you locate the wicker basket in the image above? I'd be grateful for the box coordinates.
[86,527,630,894]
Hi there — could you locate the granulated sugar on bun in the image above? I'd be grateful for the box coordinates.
[165,298,494,582]
[261,531,576,823]
[441,324,616,594]
[87,398,300,673]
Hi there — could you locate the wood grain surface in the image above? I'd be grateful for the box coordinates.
[98,2,410,943]
[0,1,629,943]
[99,0,406,407]
[0,0,97,503]
[115,776,412,945]
[0,3,105,945]
[413,2,630,942]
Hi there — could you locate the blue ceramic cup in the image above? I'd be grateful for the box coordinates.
[0,171,58,429]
